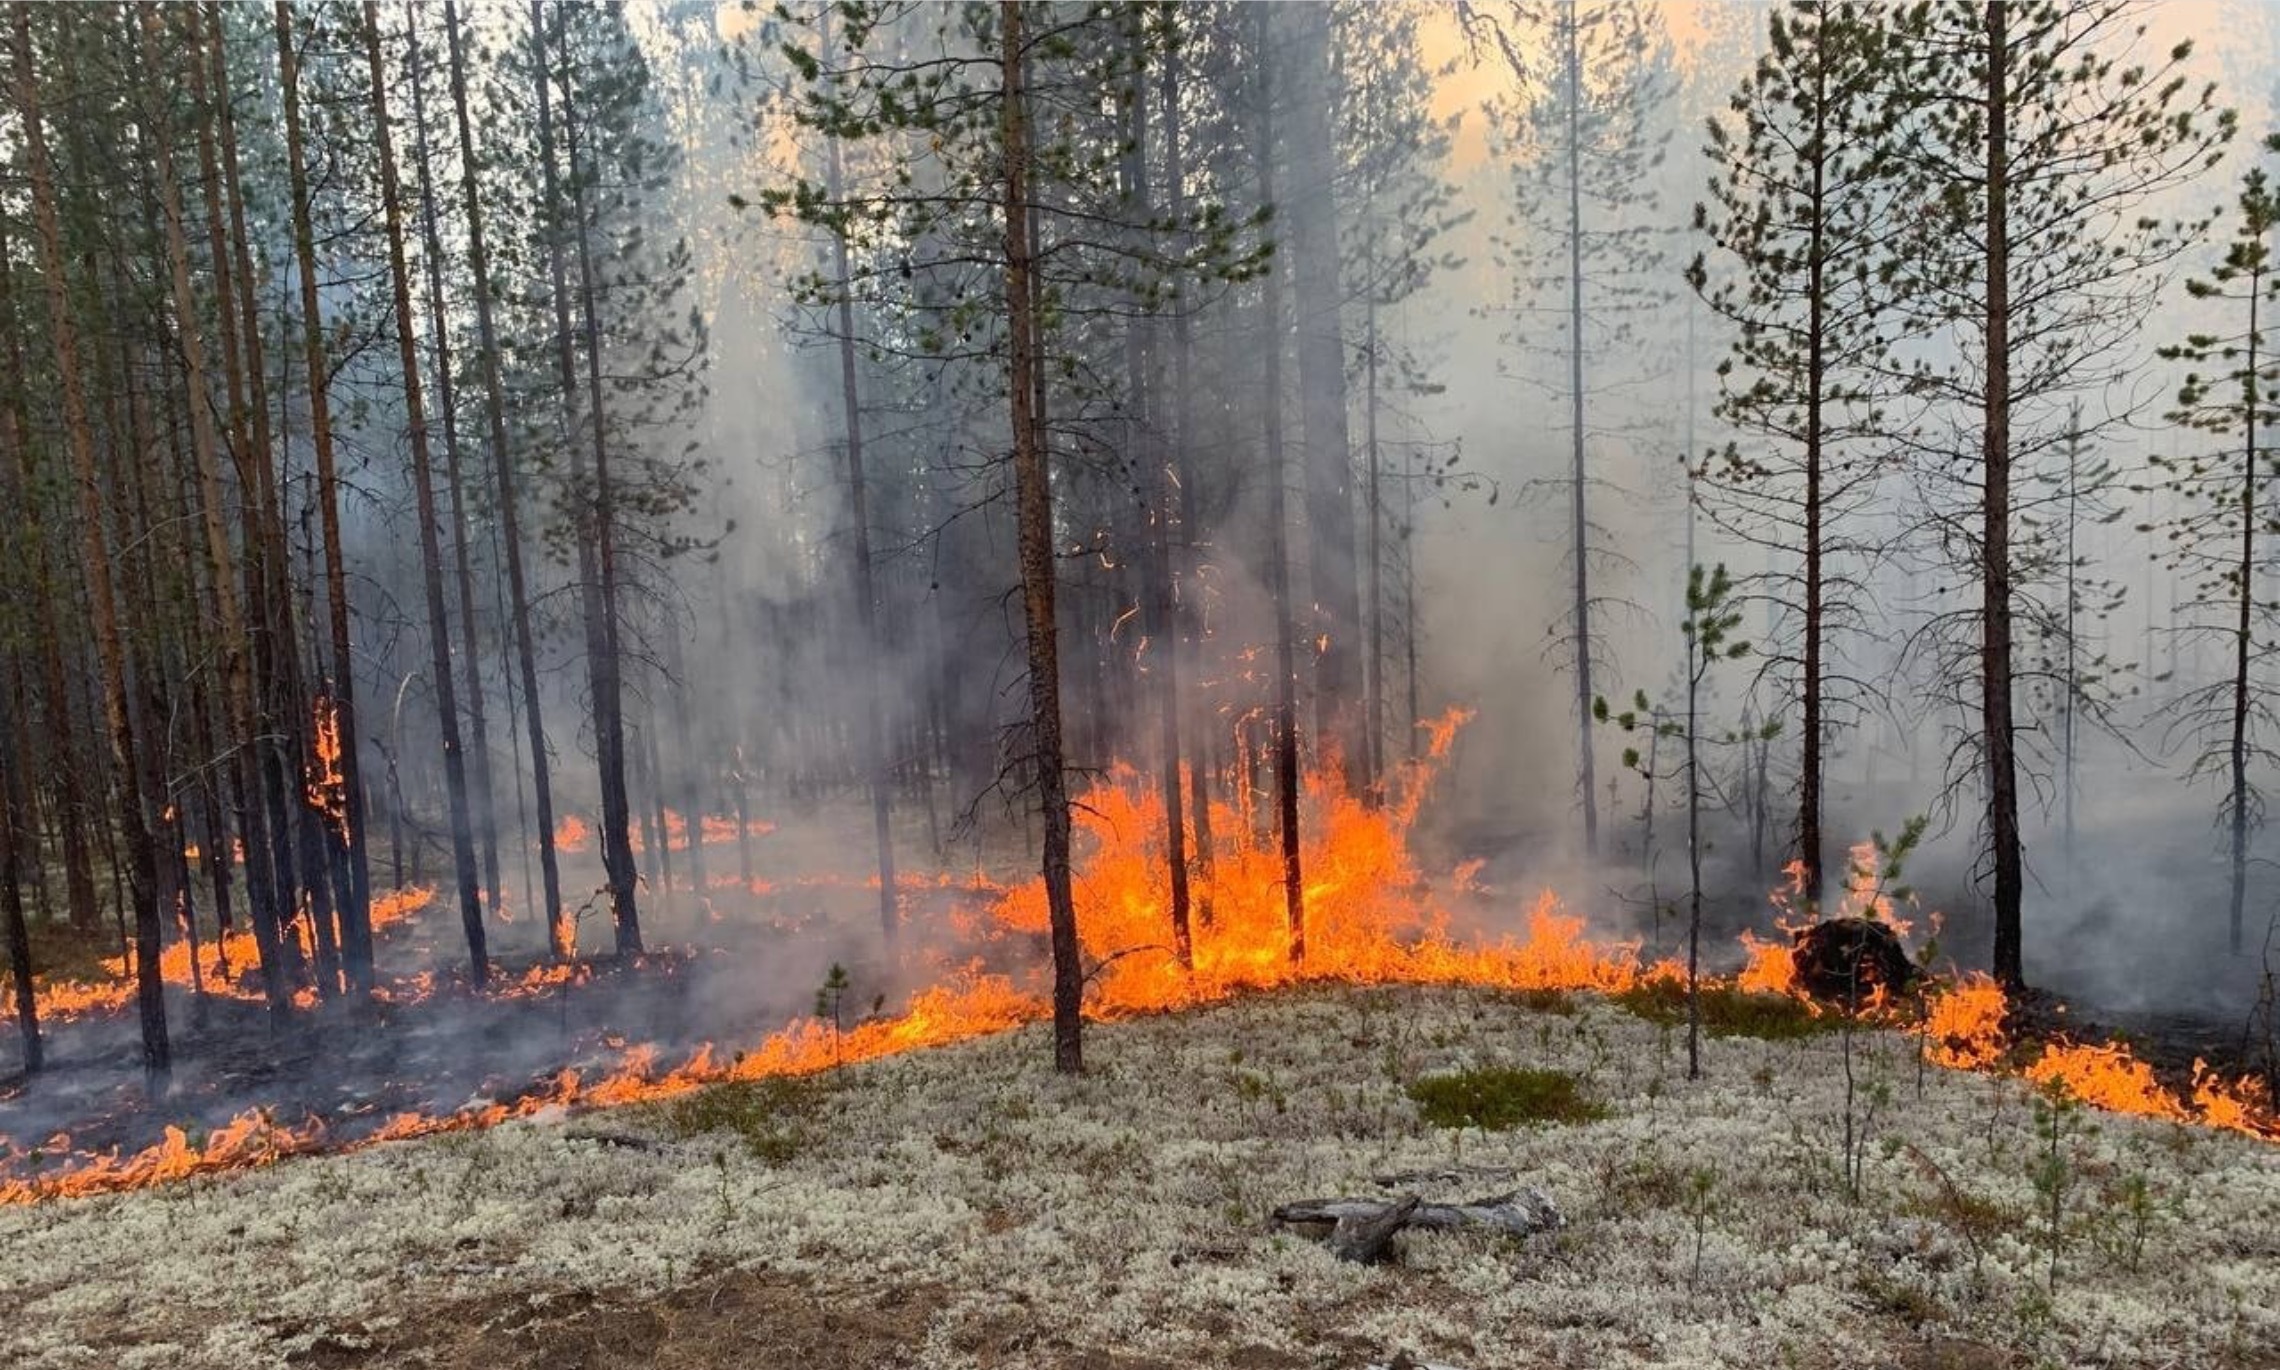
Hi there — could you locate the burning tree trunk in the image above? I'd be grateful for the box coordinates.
[1001,0,1083,1073]
[275,0,376,989]
[445,0,567,957]
[12,0,171,1089]
[1254,12,1307,964]
[363,0,489,985]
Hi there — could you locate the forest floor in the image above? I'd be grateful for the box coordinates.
[3,982,2276,1369]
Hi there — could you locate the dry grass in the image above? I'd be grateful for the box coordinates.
[2,983,2276,1369]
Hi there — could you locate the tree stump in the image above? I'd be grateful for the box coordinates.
[1793,917,1916,1006]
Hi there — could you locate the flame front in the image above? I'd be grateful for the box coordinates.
[5,712,2274,1205]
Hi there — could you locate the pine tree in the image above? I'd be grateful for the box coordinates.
[1477,0,1675,857]
[1887,0,2232,988]
[2153,145,2280,956]
[1690,0,1901,900]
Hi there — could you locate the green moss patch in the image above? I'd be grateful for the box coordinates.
[647,1076,828,1163]
[1406,1066,1608,1130]
[1612,980,1842,1041]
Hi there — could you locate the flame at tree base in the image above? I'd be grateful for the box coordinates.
[4,714,2273,1204]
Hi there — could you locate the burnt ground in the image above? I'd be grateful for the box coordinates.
[0,874,1000,1174]
[3,842,2273,1189]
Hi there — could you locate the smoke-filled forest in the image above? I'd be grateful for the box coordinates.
[2,2,2280,1367]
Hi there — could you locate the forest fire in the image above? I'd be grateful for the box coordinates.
[552,811,775,855]
[6,720,2274,1211]
[32,887,437,1023]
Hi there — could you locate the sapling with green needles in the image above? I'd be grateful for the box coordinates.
[1598,563,1752,1080]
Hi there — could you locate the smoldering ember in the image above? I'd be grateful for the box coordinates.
[3,0,2280,1366]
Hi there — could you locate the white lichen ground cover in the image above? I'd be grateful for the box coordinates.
[2,984,2275,1369]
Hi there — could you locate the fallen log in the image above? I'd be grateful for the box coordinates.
[1271,1188,1563,1263]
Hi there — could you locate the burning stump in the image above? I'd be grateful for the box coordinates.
[1791,918,1916,1007]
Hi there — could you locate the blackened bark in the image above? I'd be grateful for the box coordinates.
[1121,18,1191,969]
[821,6,898,950]
[1800,45,1829,900]
[0,728,38,1073]
[1255,17,1306,964]
[445,0,566,957]
[1563,10,1599,858]
[276,0,375,987]
[1157,45,1215,918]
[363,0,488,984]
[1983,0,2024,990]
[1278,2,1366,794]
[407,5,503,919]
[1002,0,1083,1072]
[13,0,169,1088]
[533,0,639,953]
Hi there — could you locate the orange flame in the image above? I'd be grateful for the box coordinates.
[7,711,2274,1206]
[31,887,435,1023]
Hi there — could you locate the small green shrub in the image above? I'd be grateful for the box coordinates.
[1407,1066,1608,1130]
[1505,988,1578,1016]
[650,1076,826,1163]
[1612,981,1844,1041]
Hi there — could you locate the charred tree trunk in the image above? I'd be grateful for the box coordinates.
[1982,1,2024,991]
[1799,49,1829,902]
[0,729,38,1073]
[817,8,898,952]
[1562,11,1599,859]
[13,0,169,1088]
[1255,16,1306,964]
[276,0,374,987]
[408,6,503,921]
[144,3,297,1021]
[533,0,639,954]
[204,0,312,971]
[1002,0,1082,1073]
[663,624,707,903]
[1160,41,1215,919]
[1121,19,1192,970]
[445,0,566,957]
[2230,299,2258,955]
[1277,3,1366,795]
[363,0,488,984]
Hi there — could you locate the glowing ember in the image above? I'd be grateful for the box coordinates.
[306,692,348,834]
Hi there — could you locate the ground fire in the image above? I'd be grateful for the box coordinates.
[6,726,2271,1209]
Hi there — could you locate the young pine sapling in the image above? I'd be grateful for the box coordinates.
[1597,563,1751,1081]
